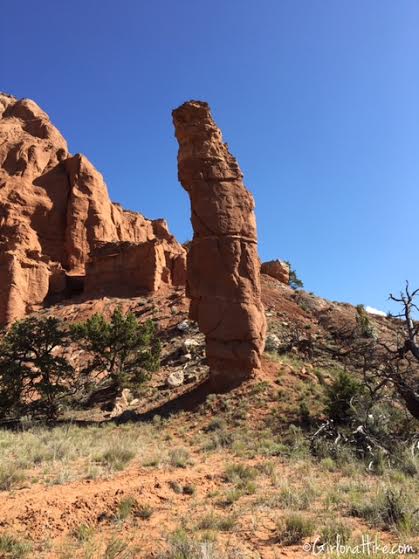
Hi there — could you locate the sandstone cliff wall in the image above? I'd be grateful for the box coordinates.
[0,94,185,324]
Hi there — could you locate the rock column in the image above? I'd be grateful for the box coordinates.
[172,101,266,389]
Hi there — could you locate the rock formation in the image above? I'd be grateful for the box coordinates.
[85,238,186,296]
[172,101,266,389]
[261,259,290,285]
[0,93,185,325]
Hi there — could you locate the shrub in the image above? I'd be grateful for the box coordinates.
[104,537,131,559]
[73,523,95,542]
[277,485,311,510]
[0,317,75,420]
[135,505,153,519]
[275,514,314,545]
[350,488,419,534]
[197,513,237,532]
[203,428,235,451]
[97,442,136,471]
[285,261,304,290]
[355,304,375,338]
[325,371,361,424]
[161,529,218,559]
[71,307,160,391]
[205,417,226,432]
[223,463,257,484]
[320,521,352,545]
[169,448,191,468]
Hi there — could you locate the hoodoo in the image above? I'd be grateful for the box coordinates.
[172,101,266,389]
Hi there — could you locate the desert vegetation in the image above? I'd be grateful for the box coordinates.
[0,283,417,558]
[0,308,160,422]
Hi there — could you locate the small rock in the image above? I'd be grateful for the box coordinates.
[265,333,281,352]
[179,353,192,363]
[177,320,191,333]
[120,388,133,404]
[183,338,200,353]
[166,370,185,388]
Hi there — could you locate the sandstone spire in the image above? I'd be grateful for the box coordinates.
[172,101,266,389]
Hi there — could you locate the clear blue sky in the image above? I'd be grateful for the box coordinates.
[2,0,418,313]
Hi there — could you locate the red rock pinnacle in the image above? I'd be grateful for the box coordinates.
[172,101,266,389]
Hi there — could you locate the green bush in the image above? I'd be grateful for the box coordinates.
[285,261,304,290]
[325,370,362,424]
[350,488,419,534]
[0,317,75,420]
[71,307,160,390]
[355,305,375,338]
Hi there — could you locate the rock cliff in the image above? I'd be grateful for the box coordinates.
[172,100,266,389]
[0,93,185,324]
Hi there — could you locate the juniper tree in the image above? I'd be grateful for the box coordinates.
[71,307,160,391]
[0,316,75,420]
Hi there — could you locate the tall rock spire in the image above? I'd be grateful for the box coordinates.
[172,100,266,390]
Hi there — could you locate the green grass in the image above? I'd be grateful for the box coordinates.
[275,514,315,545]
[104,537,132,559]
[320,520,352,545]
[97,443,136,471]
[73,523,95,542]
[116,496,138,521]
[349,487,419,535]
[169,448,191,468]
[223,463,257,484]
[0,464,26,491]
[0,422,163,486]
[197,513,237,532]
[0,534,32,558]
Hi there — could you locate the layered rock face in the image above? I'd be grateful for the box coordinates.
[0,93,185,325]
[172,101,266,388]
[85,238,186,296]
[261,260,290,285]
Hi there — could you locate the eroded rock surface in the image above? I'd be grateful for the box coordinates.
[261,259,290,285]
[172,100,266,389]
[0,93,185,324]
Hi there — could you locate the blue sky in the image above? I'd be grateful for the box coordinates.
[2,0,418,313]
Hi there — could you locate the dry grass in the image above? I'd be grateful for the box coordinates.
[0,422,164,485]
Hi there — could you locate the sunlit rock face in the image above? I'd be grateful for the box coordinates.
[172,100,266,390]
[0,94,186,324]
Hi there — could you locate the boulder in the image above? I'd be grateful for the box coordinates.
[261,260,290,285]
[265,333,281,352]
[172,101,266,389]
[166,370,185,388]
